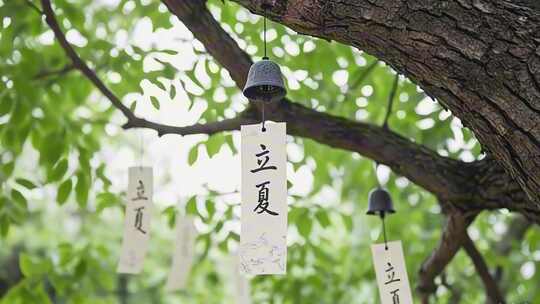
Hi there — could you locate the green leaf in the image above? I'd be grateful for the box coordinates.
[75,173,89,208]
[205,135,224,158]
[74,260,87,278]
[1,161,15,178]
[188,145,199,166]
[49,159,68,182]
[57,179,72,205]
[205,199,215,220]
[11,189,27,209]
[96,192,119,212]
[287,180,293,189]
[150,96,160,110]
[162,206,177,228]
[297,214,312,239]
[19,253,50,277]
[130,101,137,112]
[341,214,353,231]
[15,178,37,190]
[315,210,331,228]
[170,83,177,100]
[0,215,9,237]
[186,196,197,216]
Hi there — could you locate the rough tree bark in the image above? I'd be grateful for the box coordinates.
[230,0,540,210]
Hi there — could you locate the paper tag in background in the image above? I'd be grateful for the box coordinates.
[233,255,252,304]
[117,167,153,274]
[371,241,413,304]
[166,215,197,291]
[240,122,287,275]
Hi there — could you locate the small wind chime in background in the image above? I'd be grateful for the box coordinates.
[367,171,413,304]
[238,3,289,276]
[366,173,395,250]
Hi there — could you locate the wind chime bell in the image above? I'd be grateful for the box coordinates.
[243,58,286,102]
[366,187,395,218]
[242,4,286,102]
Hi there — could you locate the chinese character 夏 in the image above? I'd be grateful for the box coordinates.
[134,206,146,234]
[390,288,400,304]
[253,181,279,216]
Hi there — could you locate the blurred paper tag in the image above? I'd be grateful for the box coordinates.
[117,167,153,274]
[371,241,413,304]
[233,256,252,304]
[166,215,196,291]
[240,122,287,275]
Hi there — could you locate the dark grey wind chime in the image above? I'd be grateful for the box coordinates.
[366,178,395,250]
[242,4,286,130]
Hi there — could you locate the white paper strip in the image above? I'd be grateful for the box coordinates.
[117,167,153,274]
[371,241,413,304]
[166,215,197,291]
[232,255,252,304]
[240,122,287,275]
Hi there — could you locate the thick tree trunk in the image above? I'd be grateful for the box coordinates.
[233,0,540,205]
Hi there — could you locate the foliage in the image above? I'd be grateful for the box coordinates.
[0,0,537,303]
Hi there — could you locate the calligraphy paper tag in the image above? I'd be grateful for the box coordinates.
[166,215,197,291]
[240,122,287,275]
[117,167,153,274]
[371,241,413,304]
[232,254,252,304]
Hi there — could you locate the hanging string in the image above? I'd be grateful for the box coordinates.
[260,5,268,133]
[263,7,267,59]
[261,101,266,132]
[374,162,381,187]
[381,214,389,250]
[382,73,399,130]
[138,130,144,170]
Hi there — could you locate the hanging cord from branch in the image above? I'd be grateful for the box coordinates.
[260,5,268,132]
[138,130,144,169]
[382,74,400,130]
[376,74,399,251]
[263,7,267,59]
[374,73,400,178]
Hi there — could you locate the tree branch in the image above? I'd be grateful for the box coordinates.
[33,64,75,80]
[24,0,43,15]
[417,211,476,301]
[440,273,462,304]
[38,0,537,223]
[341,60,379,104]
[162,0,467,195]
[162,0,538,220]
[494,215,533,294]
[41,0,134,120]
[462,233,505,304]
[495,215,532,257]
[230,0,540,210]
[40,0,245,137]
